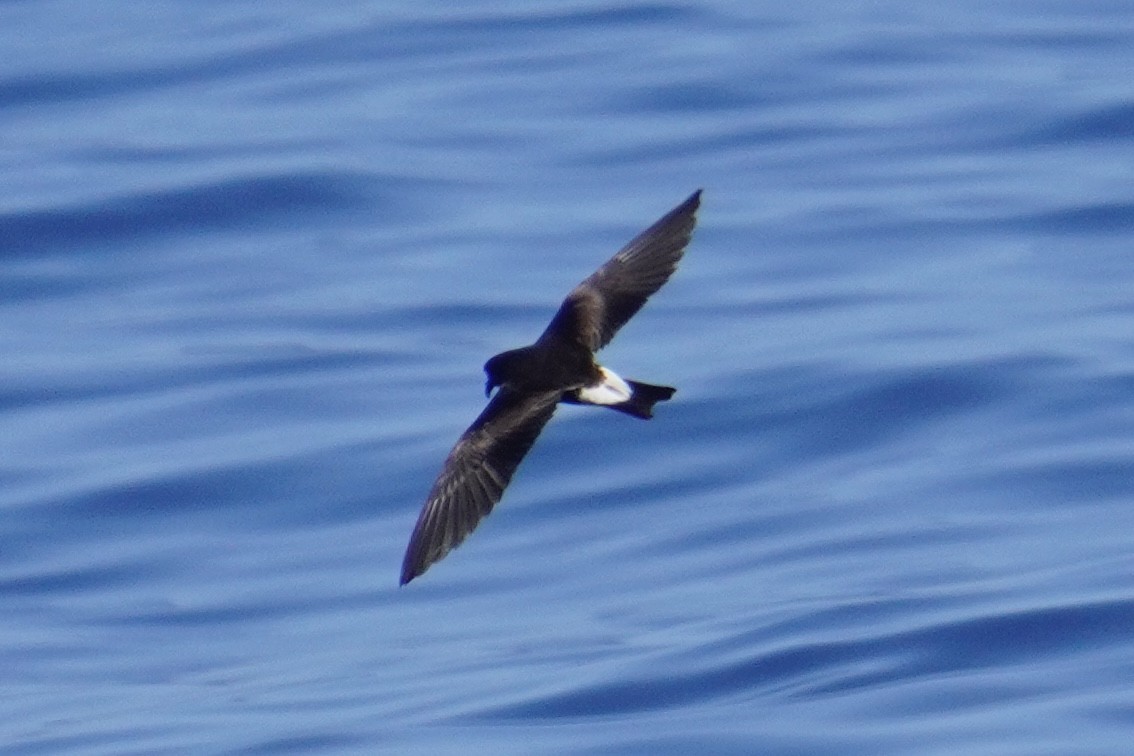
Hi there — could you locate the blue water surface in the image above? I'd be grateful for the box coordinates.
[3,1,1134,753]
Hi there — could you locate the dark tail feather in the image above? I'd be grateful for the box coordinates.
[611,380,676,419]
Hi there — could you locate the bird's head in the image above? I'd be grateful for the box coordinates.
[483,353,503,397]
[483,349,522,398]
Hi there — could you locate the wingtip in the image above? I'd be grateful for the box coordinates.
[671,189,702,220]
[400,542,423,586]
[400,553,425,586]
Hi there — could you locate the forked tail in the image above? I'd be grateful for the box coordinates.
[612,380,676,419]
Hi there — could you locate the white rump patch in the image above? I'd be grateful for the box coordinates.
[576,366,633,405]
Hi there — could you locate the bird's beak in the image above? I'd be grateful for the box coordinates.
[485,379,494,398]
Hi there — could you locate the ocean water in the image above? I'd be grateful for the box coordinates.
[3,1,1134,753]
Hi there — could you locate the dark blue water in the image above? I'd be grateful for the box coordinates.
[4,2,1134,753]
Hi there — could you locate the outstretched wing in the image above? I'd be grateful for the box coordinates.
[539,189,701,352]
[400,388,561,585]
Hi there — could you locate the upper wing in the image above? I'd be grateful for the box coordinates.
[538,190,701,352]
[400,388,561,585]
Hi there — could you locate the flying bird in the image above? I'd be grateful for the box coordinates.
[400,190,702,585]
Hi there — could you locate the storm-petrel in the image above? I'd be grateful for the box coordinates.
[400,190,702,585]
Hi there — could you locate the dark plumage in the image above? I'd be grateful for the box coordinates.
[400,190,702,585]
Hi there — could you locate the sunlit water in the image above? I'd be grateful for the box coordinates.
[3,2,1134,753]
